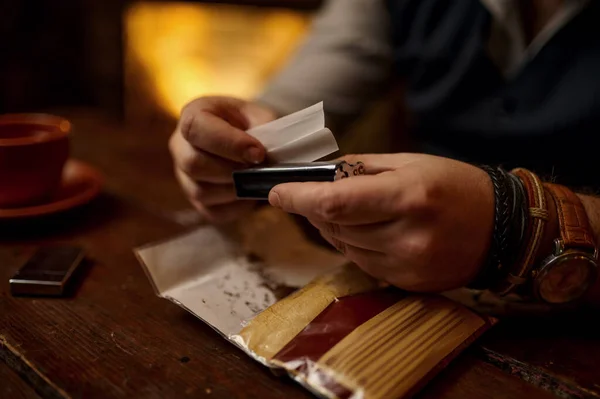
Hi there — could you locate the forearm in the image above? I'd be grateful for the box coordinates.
[255,0,393,132]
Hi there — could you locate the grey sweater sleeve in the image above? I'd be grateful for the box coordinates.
[255,0,393,128]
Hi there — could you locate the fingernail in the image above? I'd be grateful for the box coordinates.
[244,146,263,164]
[269,191,281,207]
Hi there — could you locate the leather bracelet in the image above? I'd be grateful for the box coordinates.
[467,165,514,290]
[494,168,548,295]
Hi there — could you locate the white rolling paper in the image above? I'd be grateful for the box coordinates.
[247,102,339,162]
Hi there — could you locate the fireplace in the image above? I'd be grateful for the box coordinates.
[123,1,315,124]
[1,0,398,154]
[121,1,400,152]
[0,0,318,120]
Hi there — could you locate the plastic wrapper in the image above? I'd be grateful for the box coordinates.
[135,207,495,399]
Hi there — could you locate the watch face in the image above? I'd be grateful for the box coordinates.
[537,254,597,304]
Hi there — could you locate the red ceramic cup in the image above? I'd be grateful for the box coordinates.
[0,114,70,208]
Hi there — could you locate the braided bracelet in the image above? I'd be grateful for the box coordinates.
[467,166,515,290]
[493,168,549,295]
[507,172,528,263]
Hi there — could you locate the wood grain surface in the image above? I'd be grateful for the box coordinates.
[479,315,600,399]
[1,109,597,398]
[418,354,559,399]
[0,360,41,399]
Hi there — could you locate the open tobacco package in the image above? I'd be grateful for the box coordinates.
[135,208,495,399]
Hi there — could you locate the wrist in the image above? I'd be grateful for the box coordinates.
[467,166,524,290]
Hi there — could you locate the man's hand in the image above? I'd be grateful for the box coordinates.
[169,96,277,224]
[268,153,495,292]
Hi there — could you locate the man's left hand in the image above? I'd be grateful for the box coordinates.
[268,153,495,292]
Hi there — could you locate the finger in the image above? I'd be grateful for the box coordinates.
[319,230,391,281]
[175,168,238,206]
[179,107,265,164]
[309,219,396,252]
[198,96,251,130]
[172,131,240,183]
[193,200,258,225]
[317,229,341,250]
[198,183,238,206]
[334,153,425,175]
[318,230,354,256]
[269,174,400,225]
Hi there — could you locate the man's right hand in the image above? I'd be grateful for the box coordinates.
[169,96,277,224]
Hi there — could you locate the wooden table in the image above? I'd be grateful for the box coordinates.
[1,110,598,399]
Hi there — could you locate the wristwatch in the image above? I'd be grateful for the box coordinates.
[531,183,598,304]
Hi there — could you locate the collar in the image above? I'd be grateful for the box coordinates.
[480,0,590,77]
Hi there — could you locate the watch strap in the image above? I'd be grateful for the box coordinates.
[544,183,595,250]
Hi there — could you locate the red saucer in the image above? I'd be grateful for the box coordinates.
[0,159,103,219]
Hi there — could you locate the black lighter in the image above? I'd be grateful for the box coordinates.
[233,161,365,200]
[9,246,87,297]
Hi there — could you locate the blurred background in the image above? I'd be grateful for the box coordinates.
[0,0,403,234]
[0,0,320,124]
[0,0,399,193]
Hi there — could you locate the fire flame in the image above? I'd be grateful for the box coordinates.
[125,3,311,118]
